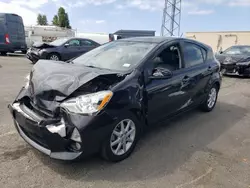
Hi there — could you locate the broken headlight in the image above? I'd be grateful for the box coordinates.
[60,90,113,115]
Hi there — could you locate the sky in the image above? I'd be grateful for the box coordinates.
[0,0,250,35]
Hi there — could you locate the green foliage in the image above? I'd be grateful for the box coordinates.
[52,7,71,28]
[37,14,48,25]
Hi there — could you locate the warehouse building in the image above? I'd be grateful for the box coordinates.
[185,31,250,53]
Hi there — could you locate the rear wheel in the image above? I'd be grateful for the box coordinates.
[101,113,142,162]
[21,50,27,54]
[47,53,60,61]
[200,84,219,112]
[0,52,7,56]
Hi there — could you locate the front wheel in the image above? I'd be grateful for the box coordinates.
[200,84,219,112]
[47,53,60,61]
[101,113,142,162]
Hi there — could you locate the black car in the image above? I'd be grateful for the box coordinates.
[9,37,222,162]
[26,37,100,64]
[215,45,250,76]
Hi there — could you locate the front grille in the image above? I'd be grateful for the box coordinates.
[20,126,49,149]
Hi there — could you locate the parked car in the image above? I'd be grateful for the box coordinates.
[215,45,250,76]
[0,13,27,55]
[26,37,100,64]
[9,37,221,162]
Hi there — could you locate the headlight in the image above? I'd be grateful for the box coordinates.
[24,74,30,89]
[60,90,113,115]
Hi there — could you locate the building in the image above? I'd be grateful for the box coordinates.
[185,31,250,52]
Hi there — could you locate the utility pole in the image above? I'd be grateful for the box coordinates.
[161,0,182,37]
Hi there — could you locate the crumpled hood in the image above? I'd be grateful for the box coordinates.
[25,60,122,111]
[32,42,56,49]
[215,54,250,64]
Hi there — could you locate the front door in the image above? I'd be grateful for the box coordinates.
[145,42,192,125]
[63,39,82,60]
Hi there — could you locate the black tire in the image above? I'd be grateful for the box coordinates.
[101,112,142,162]
[47,53,60,61]
[1,52,7,56]
[21,50,27,54]
[200,84,219,112]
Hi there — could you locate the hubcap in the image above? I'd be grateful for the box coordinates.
[110,119,136,156]
[50,55,59,61]
[207,87,217,109]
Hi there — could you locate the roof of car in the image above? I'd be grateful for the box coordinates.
[119,36,180,43]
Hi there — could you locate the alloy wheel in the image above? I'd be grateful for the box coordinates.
[110,119,136,156]
[207,87,217,109]
[50,55,59,61]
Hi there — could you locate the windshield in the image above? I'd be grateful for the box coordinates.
[50,38,69,46]
[72,41,157,71]
[223,46,250,55]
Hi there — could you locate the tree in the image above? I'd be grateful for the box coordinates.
[37,14,42,25]
[41,15,48,25]
[37,14,48,25]
[52,15,58,26]
[52,7,71,28]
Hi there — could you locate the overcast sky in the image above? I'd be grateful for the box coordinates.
[0,0,250,35]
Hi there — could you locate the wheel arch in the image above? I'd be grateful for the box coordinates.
[47,52,61,60]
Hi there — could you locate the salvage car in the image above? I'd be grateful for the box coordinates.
[216,45,250,76]
[26,37,100,64]
[9,37,222,162]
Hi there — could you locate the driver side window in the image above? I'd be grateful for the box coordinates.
[152,43,181,72]
[68,39,80,46]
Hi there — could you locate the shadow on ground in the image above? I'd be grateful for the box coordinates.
[37,101,246,182]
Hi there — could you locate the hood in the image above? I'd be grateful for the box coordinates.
[215,54,250,64]
[32,42,56,49]
[24,60,125,112]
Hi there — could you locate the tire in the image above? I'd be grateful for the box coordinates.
[200,84,219,112]
[47,53,60,61]
[101,112,142,162]
[1,52,7,56]
[21,50,27,54]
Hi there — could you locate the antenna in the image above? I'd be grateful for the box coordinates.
[161,0,182,37]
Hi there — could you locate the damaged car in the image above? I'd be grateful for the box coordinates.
[26,37,100,64]
[9,37,221,162]
[216,45,250,76]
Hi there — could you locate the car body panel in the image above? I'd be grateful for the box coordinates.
[9,37,222,160]
[215,45,250,76]
[26,37,100,63]
[0,13,27,52]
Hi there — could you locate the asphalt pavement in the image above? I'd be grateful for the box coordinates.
[0,55,250,188]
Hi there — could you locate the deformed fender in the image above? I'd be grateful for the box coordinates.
[205,72,222,93]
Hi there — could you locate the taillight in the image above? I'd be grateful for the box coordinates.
[5,34,10,44]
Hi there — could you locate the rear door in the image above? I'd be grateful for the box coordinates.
[62,38,82,60]
[6,14,26,49]
[0,14,6,45]
[179,40,212,105]
[79,39,100,55]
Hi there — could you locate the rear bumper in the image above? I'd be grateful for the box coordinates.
[0,43,27,52]
[9,102,82,160]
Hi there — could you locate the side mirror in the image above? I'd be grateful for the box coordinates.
[64,43,69,48]
[149,67,173,79]
[219,50,223,54]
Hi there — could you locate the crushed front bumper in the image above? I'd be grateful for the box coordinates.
[221,62,250,76]
[8,102,82,160]
[26,49,41,63]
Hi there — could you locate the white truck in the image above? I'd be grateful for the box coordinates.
[25,25,76,49]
